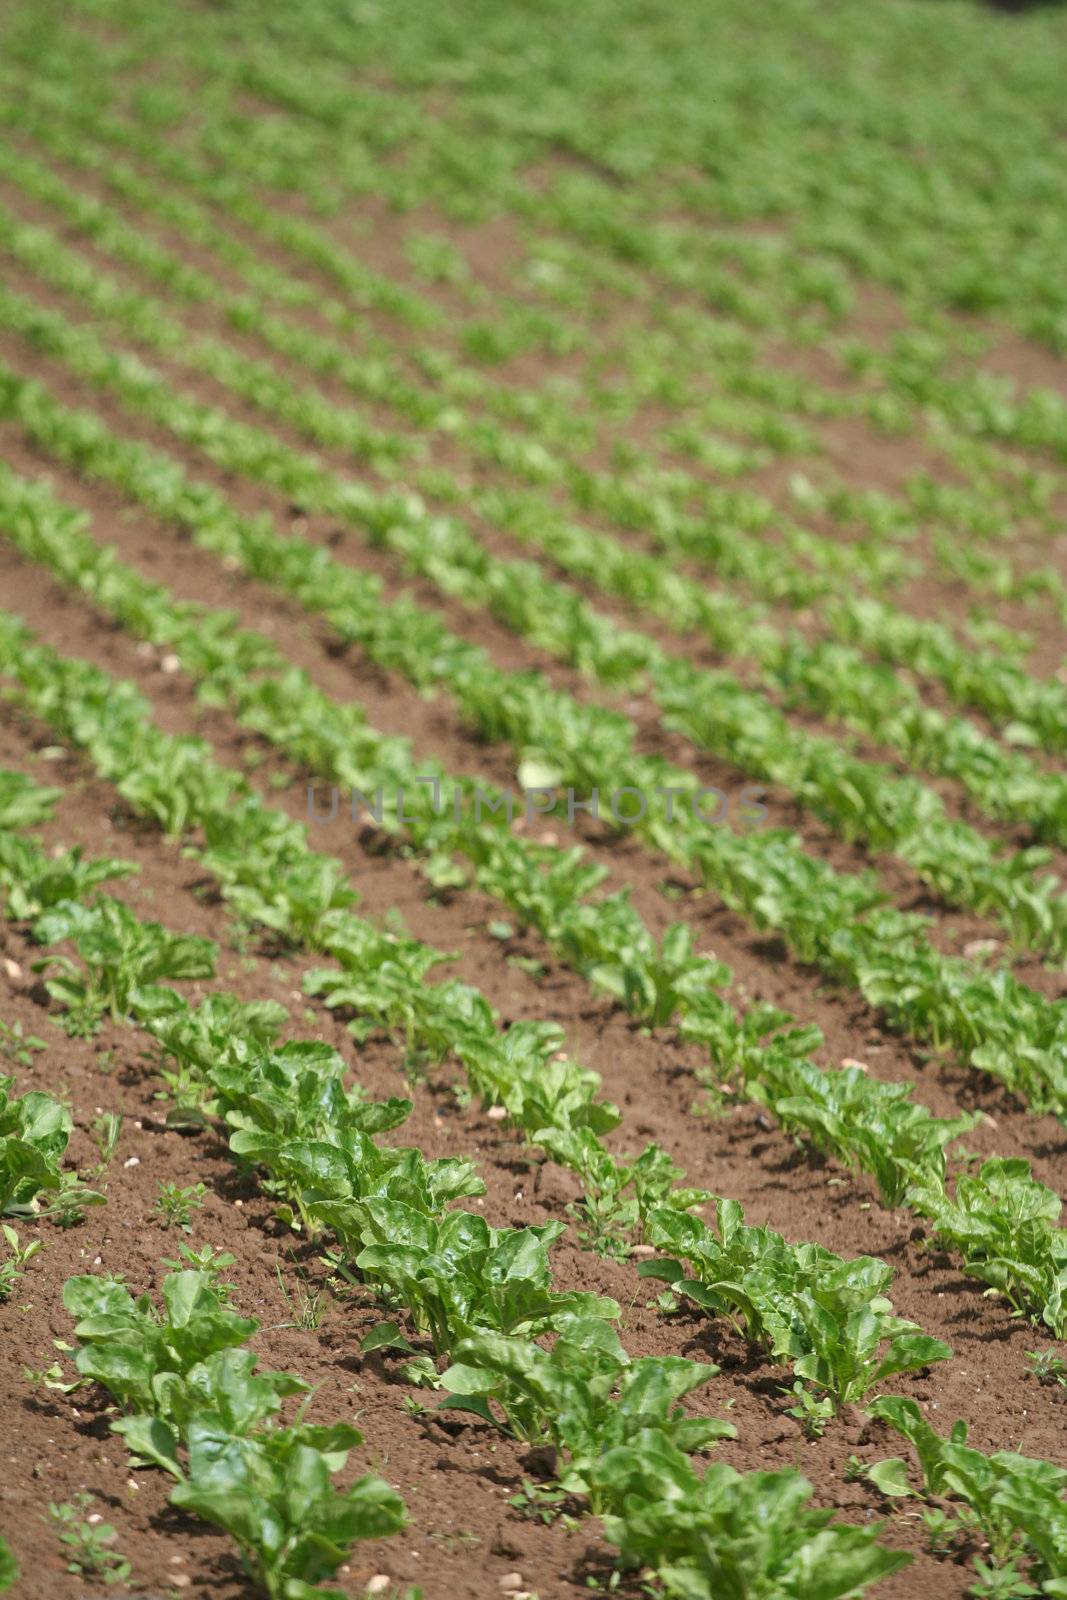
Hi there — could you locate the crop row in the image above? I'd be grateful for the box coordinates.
[139,2,1067,356]
[0,140,915,596]
[14,6,1067,529]
[0,634,949,1389]
[4,631,1066,1596]
[0,465,973,1206]
[2,323,1067,1123]
[14,277,1067,984]
[4,76,1066,635]
[12,80,1061,586]
[1,200,1064,794]
[4,461,1067,1347]
[0,761,925,1597]
[4,195,1065,835]
[0,778,411,1593]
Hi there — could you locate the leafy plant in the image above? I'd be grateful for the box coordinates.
[0,1017,46,1069]
[1027,1348,1067,1388]
[0,1222,42,1299]
[88,1111,123,1176]
[534,1131,709,1256]
[0,1533,17,1593]
[170,1418,407,1600]
[440,1318,733,1506]
[0,1074,100,1217]
[356,1210,617,1353]
[32,897,216,1036]
[63,1268,281,1471]
[868,1395,1067,1593]
[910,1159,1067,1335]
[154,1180,206,1233]
[589,1433,909,1598]
[161,1241,237,1292]
[640,1199,951,1410]
[47,1494,131,1586]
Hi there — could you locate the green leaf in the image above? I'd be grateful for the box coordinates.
[361,1321,416,1355]
[865,1457,915,1498]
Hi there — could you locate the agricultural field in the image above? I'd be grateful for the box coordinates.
[1,0,1067,1595]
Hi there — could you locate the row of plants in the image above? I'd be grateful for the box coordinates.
[4,634,1066,1598]
[4,9,1067,1600]
[0,769,111,1225]
[0,463,975,1195]
[0,770,925,1598]
[0,632,935,1317]
[4,107,1063,637]
[2,330,1067,1129]
[163,0,1067,353]
[1,237,1063,928]
[4,473,1067,1350]
[0,193,1032,787]
[0,777,413,1595]
[4,79,1065,644]
[61,1264,410,1598]
[0,139,910,596]
[9,7,1066,561]
[1,166,1062,835]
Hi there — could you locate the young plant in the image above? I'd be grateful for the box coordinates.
[0,1017,46,1069]
[910,1158,1067,1336]
[32,896,216,1036]
[640,1199,951,1411]
[153,1180,206,1233]
[589,1433,909,1598]
[62,1268,274,1471]
[170,1418,407,1600]
[47,1494,131,1586]
[161,1241,237,1292]
[88,1111,122,1176]
[0,1223,42,1299]
[439,1317,734,1507]
[1027,1349,1067,1388]
[0,1074,101,1218]
[868,1396,1067,1593]
[356,1210,618,1354]
[535,1129,709,1256]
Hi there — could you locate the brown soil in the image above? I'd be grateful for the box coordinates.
[0,69,1066,1600]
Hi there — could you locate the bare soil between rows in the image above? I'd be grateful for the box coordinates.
[0,90,1066,1600]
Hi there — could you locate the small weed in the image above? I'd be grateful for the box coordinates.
[88,1112,123,1176]
[275,1260,326,1329]
[153,1180,206,1233]
[968,1556,1039,1598]
[920,1507,965,1556]
[0,1224,41,1300]
[509,1477,570,1526]
[47,1494,131,1585]
[783,1382,834,1439]
[0,1017,46,1068]
[24,1361,79,1396]
[1026,1348,1067,1387]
